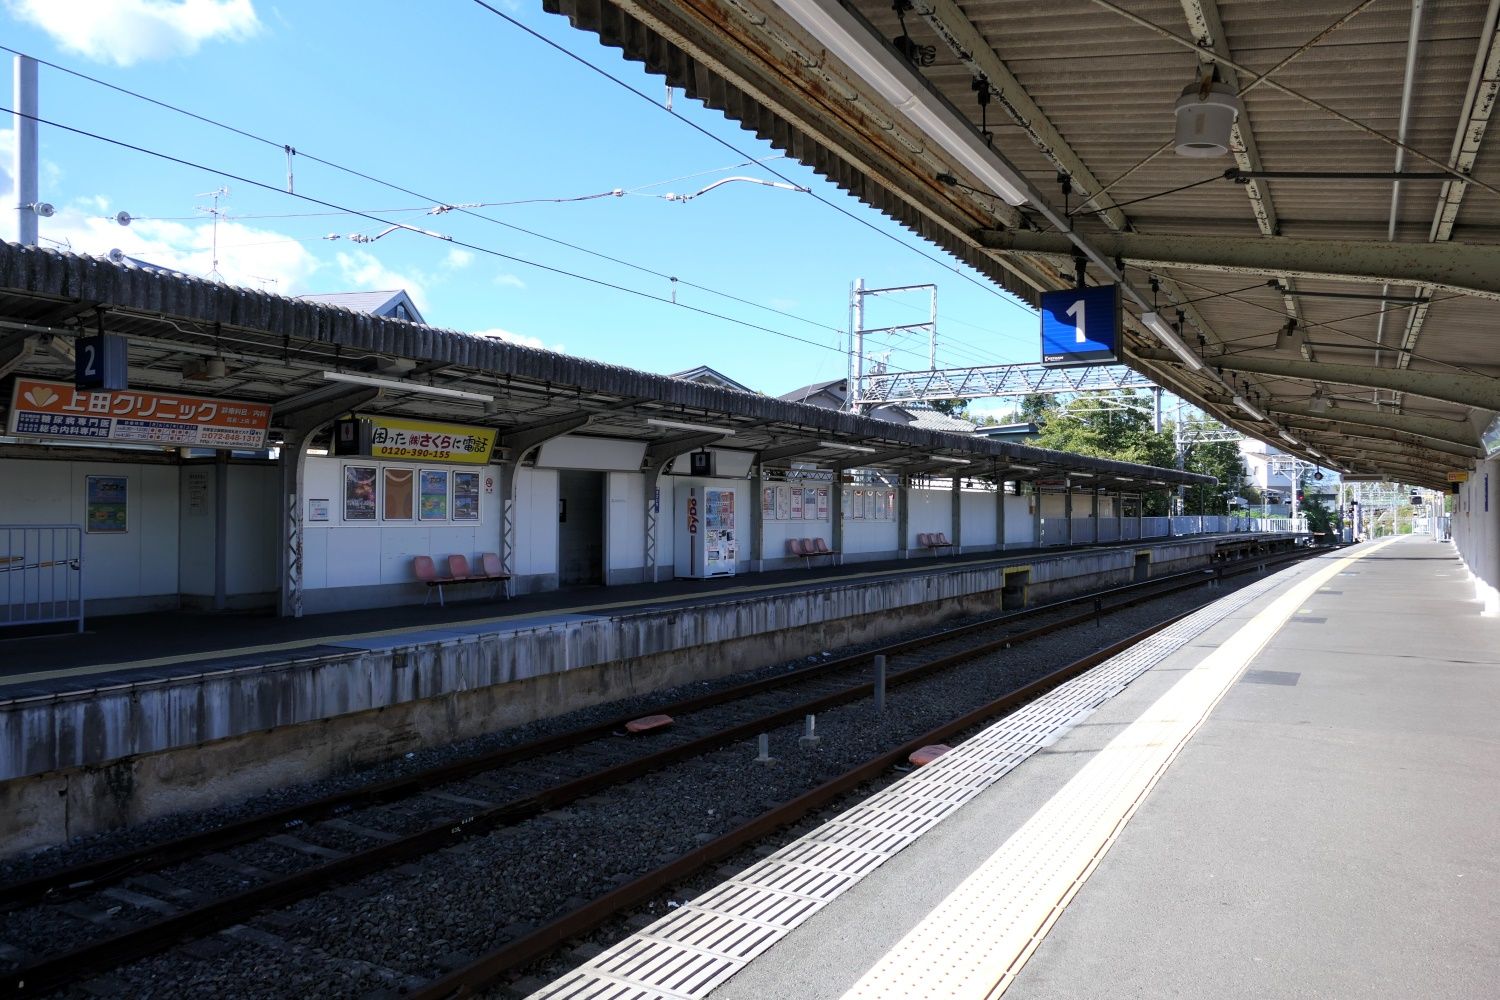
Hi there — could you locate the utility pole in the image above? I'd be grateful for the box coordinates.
[13,54,39,246]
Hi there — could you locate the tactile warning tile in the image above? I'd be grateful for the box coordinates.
[523,557,1339,1000]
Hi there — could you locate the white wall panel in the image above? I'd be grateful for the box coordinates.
[906,486,952,544]
[607,472,647,571]
[535,435,646,471]
[960,489,997,547]
[515,466,558,577]
[1005,495,1034,545]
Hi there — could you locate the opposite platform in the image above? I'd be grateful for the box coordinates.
[540,536,1499,1000]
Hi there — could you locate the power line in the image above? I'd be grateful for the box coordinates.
[461,0,1033,326]
[6,105,949,372]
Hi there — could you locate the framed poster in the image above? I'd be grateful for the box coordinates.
[816,488,830,520]
[841,487,852,518]
[790,487,804,519]
[344,466,377,521]
[85,475,128,533]
[419,469,449,520]
[851,489,864,519]
[762,487,776,520]
[863,489,876,520]
[307,498,331,522]
[884,490,897,520]
[453,471,481,521]
[775,485,791,520]
[802,487,818,520]
[382,468,414,520]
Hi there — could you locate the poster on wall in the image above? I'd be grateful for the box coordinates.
[851,489,865,519]
[307,498,330,522]
[816,488,830,520]
[790,487,804,519]
[863,490,876,520]
[344,466,377,521]
[383,468,414,520]
[453,472,481,521]
[85,475,128,533]
[802,487,818,520]
[419,470,449,520]
[841,487,853,518]
[775,485,791,520]
[762,487,776,520]
[884,490,897,520]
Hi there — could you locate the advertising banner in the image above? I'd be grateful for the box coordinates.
[366,415,496,464]
[8,378,270,449]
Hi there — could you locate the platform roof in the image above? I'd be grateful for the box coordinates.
[0,242,1208,490]
[543,0,1500,490]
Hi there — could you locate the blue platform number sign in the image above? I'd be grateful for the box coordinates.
[1039,284,1120,368]
[75,333,128,390]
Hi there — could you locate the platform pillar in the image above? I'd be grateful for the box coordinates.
[995,471,1007,551]
[897,484,911,558]
[1065,483,1074,545]
[832,479,845,556]
[1089,488,1099,544]
[749,468,764,572]
[643,465,663,583]
[1137,493,1145,540]
[1032,485,1043,546]
[213,449,228,611]
[950,475,962,554]
[1116,491,1124,542]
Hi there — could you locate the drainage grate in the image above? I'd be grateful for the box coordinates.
[524,567,1305,1000]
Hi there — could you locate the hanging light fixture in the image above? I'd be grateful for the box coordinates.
[1174,67,1242,158]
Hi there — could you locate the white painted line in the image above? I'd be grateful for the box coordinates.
[841,538,1397,1000]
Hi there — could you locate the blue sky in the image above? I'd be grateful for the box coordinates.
[0,0,1041,406]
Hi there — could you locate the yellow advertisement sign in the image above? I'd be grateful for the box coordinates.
[366,416,495,465]
[1447,470,1470,483]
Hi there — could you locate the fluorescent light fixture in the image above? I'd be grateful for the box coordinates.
[1149,480,1168,486]
[645,417,736,435]
[1114,476,1133,481]
[1140,311,1206,372]
[1278,431,1299,445]
[819,440,877,453]
[769,0,1028,206]
[1232,395,1266,421]
[1068,471,1095,478]
[1308,448,1323,458]
[320,370,493,403]
[1002,464,1039,473]
[929,455,971,464]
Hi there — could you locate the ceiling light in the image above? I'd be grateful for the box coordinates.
[769,0,1029,205]
[1232,395,1266,421]
[320,370,493,402]
[1149,480,1168,486]
[819,440,877,453]
[930,455,971,464]
[1308,448,1324,459]
[1174,72,1242,158]
[1069,472,1095,478]
[1003,464,1039,473]
[1141,311,1206,371]
[645,417,736,435]
[1279,431,1299,445]
[1114,476,1133,481]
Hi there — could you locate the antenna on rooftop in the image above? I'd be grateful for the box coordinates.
[195,186,230,281]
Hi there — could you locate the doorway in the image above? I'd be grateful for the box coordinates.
[558,471,606,587]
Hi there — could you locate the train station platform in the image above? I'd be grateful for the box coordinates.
[538,536,1500,1000]
[0,532,1293,853]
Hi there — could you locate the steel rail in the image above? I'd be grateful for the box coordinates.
[4,545,1318,995]
[0,543,1277,909]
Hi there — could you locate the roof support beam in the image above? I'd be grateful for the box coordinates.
[1265,401,1479,450]
[1133,348,1500,412]
[977,229,1500,301]
[644,432,725,467]
[757,439,826,463]
[496,413,593,463]
[1282,422,1478,462]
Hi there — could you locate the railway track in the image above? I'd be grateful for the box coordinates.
[0,546,1322,996]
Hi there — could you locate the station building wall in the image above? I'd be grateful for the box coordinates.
[0,456,277,615]
[1453,457,1499,615]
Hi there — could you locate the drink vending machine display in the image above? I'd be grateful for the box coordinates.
[676,485,737,578]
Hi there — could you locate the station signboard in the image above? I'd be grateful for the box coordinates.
[1039,284,1120,368]
[7,378,270,449]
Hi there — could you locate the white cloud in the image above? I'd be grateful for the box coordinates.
[471,327,565,355]
[8,0,262,67]
[492,272,526,290]
[442,248,474,270]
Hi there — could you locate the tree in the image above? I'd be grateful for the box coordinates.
[1181,437,1246,515]
[1031,391,1176,514]
[928,398,969,417]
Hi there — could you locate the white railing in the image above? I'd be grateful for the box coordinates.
[2,525,84,632]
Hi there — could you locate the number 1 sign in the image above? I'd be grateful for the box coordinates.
[1039,284,1120,368]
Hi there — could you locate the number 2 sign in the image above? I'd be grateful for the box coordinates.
[1039,284,1120,368]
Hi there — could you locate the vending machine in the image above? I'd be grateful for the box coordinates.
[675,484,737,578]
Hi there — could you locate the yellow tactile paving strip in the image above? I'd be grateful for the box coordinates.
[842,538,1396,1000]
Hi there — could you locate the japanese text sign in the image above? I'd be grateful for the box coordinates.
[8,378,270,450]
[366,415,496,465]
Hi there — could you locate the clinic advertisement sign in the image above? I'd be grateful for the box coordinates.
[1040,284,1120,368]
[365,415,496,464]
[7,378,270,449]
